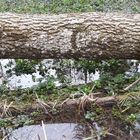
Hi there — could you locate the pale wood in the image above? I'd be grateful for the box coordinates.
[0,12,140,59]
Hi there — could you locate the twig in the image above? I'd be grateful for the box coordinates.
[36,94,53,118]
[123,76,140,92]
[1,100,13,117]
[42,121,47,140]
[60,98,70,107]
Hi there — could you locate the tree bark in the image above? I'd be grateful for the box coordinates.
[0,12,140,59]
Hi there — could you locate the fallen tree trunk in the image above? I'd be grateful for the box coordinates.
[0,12,140,59]
[35,94,117,113]
[1,91,140,120]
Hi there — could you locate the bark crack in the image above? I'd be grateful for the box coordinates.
[71,29,78,50]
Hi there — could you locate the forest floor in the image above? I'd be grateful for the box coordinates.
[0,83,140,139]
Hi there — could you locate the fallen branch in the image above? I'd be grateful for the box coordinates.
[36,93,117,112]
[123,76,140,92]
[1,91,140,119]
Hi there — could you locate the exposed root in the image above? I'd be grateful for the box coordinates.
[79,94,98,111]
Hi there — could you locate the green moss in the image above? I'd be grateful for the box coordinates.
[0,0,140,14]
[112,107,123,119]
[0,119,11,127]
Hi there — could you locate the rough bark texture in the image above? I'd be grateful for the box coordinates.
[0,12,140,59]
